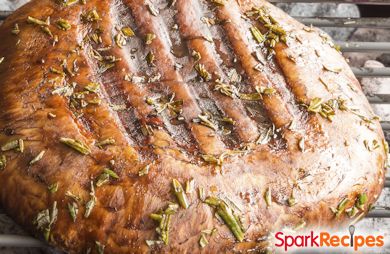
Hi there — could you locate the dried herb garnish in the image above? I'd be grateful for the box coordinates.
[84,82,100,93]
[356,193,367,210]
[364,139,380,152]
[0,155,6,170]
[11,23,20,35]
[48,182,59,193]
[60,137,91,155]
[332,197,350,217]
[172,179,189,209]
[209,0,226,6]
[201,149,247,166]
[214,80,237,98]
[56,18,71,31]
[245,6,287,57]
[199,228,217,248]
[239,86,275,101]
[122,27,135,37]
[146,94,183,115]
[1,139,24,153]
[96,168,119,187]
[65,191,82,203]
[287,193,296,207]
[185,179,195,194]
[194,63,211,81]
[95,241,105,254]
[33,201,58,241]
[96,138,115,149]
[84,182,97,218]
[146,2,159,16]
[204,196,244,242]
[195,113,217,131]
[68,202,79,222]
[150,203,179,245]
[27,16,49,26]
[83,9,100,22]
[323,64,342,73]
[145,33,156,45]
[139,164,151,176]
[250,26,265,44]
[30,151,45,165]
[264,187,272,208]
[199,234,209,248]
[146,51,155,66]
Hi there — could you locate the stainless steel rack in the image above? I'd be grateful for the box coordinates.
[0,0,389,251]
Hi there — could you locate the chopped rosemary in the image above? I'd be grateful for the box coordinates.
[122,27,135,37]
[214,80,237,98]
[250,26,265,44]
[84,182,97,218]
[196,113,217,131]
[333,197,349,217]
[150,203,179,245]
[1,139,24,153]
[194,63,211,81]
[33,201,58,241]
[0,155,6,170]
[84,82,100,93]
[204,196,244,242]
[68,202,79,222]
[356,193,367,210]
[56,18,71,31]
[11,23,20,35]
[146,2,159,16]
[83,9,100,22]
[199,234,209,248]
[27,16,49,26]
[96,168,119,187]
[48,182,59,193]
[65,190,82,203]
[209,0,226,6]
[30,151,46,165]
[145,33,156,45]
[95,241,105,254]
[185,179,195,194]
[172,179,190,209]
[139,164,151,176]
[146,94,183,115]
[60,137,91,155]
[264,187,272,208]
[364,140,380,152]
[146,51,155,66]
[96,138,115,148]
[323,64,342,73]
[287,193,296,207]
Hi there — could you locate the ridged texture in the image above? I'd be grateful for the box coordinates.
[0,0,386,253]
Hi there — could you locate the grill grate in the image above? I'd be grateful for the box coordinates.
[0,0,389,250]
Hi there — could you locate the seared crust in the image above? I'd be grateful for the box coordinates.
[0,0,386,253]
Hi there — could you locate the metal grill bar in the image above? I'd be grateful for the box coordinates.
[297,17,390,28]
[0,235,45,248]
[0,10,10,19]
[352,67,390,77]
[338,42,390,53]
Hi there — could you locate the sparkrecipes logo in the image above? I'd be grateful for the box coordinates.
[274,225,385,251]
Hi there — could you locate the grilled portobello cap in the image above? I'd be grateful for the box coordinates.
[0,0,387,253]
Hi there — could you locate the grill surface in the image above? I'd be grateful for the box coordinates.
[0,0,389,252]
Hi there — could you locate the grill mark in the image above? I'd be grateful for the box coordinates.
[121,0,226,155]
[175,0,259,144]
[107,0,199,154]
[211,1,293,129]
